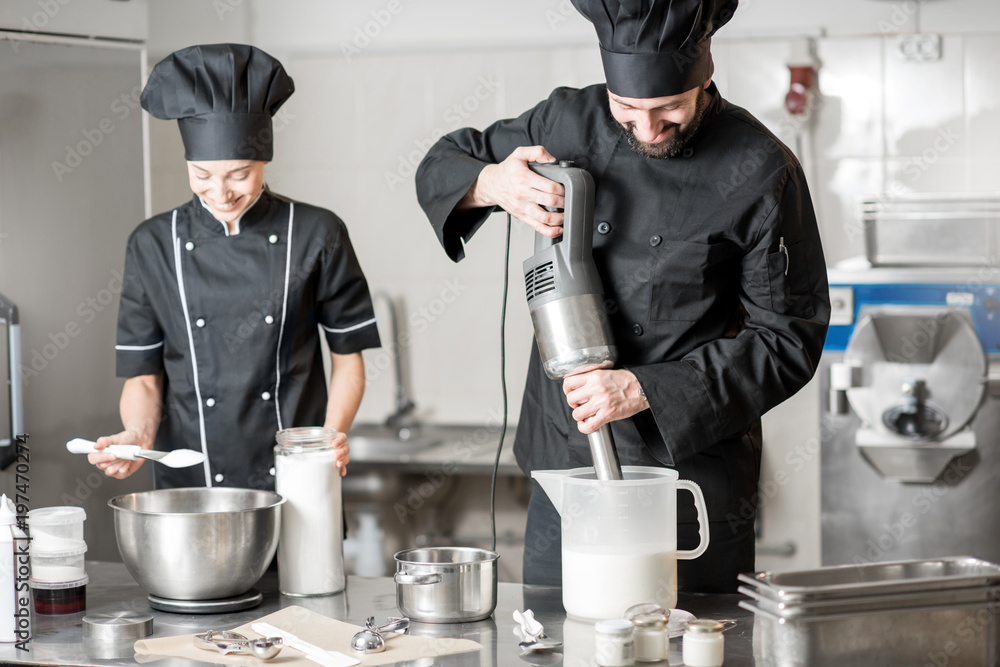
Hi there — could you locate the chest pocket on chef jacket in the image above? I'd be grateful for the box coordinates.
[766,238,816,319]
[649,240,735,322]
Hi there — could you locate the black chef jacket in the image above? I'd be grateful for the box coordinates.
[416,83,830,527]
[115,189,381,490]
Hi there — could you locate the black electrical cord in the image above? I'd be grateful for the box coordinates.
[489,212,512,553]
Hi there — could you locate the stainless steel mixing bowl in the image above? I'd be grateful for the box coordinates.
[108,487,284,600]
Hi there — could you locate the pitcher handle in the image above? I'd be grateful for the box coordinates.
[676,479,710,560]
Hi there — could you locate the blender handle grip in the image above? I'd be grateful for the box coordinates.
[676,479,710,560]
[526,161,595,262]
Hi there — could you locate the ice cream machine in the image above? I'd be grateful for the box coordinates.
[820,196,1000,566]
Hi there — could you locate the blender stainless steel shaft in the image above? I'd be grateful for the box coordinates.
[523,161,623,481]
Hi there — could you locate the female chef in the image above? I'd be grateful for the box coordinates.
[89,44,381,489]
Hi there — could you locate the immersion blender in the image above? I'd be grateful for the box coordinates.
[523,161,623,481]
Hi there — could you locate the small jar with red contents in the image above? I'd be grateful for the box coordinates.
[27,506,88,615]
[30,575,88,615]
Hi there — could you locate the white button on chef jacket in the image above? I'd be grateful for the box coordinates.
[206,398,215,407]
[214,473,223,483]
[196,318,206,328]
[185,241,195,251]
[261,391,271,401]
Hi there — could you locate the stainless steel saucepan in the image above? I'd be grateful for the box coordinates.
[394,547,499,623]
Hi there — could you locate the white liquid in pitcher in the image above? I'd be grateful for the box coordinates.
[562,548,678,620]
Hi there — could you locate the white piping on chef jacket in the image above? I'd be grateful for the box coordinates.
[172,209,213,487]
[115,341,164,351]
[273,203,294,431]
[319,318,377,334]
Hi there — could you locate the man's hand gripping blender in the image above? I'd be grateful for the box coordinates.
[523,161,624,481]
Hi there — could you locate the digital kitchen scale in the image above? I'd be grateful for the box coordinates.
[147,588,263,614]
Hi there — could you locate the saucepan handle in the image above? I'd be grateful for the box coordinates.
[394,572,442,586]
[676,479,710,560]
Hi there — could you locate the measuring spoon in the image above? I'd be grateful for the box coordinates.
[66,438,206,468]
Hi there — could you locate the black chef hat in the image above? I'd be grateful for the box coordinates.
[571,0,738,99]
[140,44,294,161]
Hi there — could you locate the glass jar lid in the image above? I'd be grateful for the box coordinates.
[275,427,338,452]
[685,619,725,635]
[630,612,668,630]
[624,603,670,629]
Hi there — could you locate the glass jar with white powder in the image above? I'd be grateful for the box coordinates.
[275,427,344,596]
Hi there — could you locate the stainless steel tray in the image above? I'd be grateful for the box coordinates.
[737,556,1000,603]
[739,583,1000,620]
[742,598,1000,666]
[861,194,1000,267]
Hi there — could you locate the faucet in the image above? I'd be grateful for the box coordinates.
[373,292,416,430]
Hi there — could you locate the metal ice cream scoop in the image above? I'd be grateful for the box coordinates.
[194,630,283,660]
[350,616,409,654]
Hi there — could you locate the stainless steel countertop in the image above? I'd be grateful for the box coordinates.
[8,561,758,666]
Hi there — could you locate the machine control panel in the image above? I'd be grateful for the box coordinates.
[828,286,854,326]
[824,282,1000,353]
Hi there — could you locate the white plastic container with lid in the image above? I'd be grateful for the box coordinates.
[29,543,87,583]
[595,619,635,667]
[0,495,29,642]
[27,506,86,582]
[30,575,88,615]
[274,427,344,596]
[27,506,87,615]
[26,507,85,545]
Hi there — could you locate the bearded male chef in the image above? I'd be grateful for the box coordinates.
[416,0,830,591]
[89,44,381,489]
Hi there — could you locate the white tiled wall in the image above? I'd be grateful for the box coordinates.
[965,35,1000,159]
[921,0,1000,34]
[730,0,918,37]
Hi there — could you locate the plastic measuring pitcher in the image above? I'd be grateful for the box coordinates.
[532,466,709,620]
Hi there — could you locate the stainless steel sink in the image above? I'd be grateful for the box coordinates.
[346,423,500,461]
[347,423,442,459]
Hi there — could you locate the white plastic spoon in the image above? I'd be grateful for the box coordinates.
[66,438,206,468]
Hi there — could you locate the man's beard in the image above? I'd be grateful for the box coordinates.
[620,89,709,159]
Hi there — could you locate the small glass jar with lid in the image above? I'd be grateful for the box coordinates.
[594,619,635,667]
[682,619,726,667]
[628,609,669,662]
